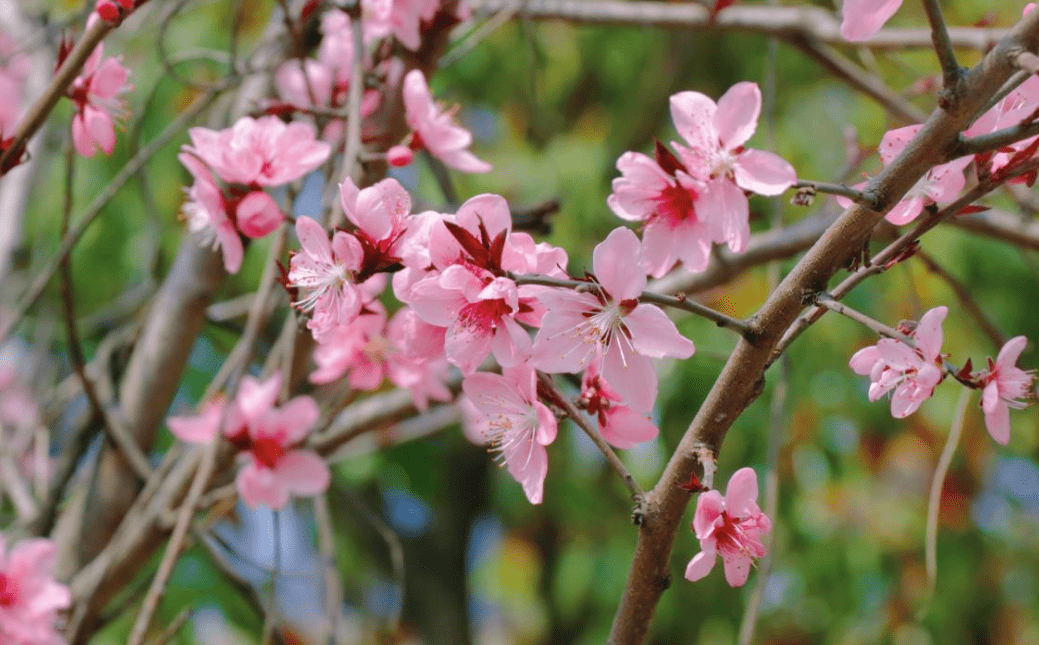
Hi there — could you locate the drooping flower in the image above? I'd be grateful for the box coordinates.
[531,227,695,413]
[840,0,903,42]
[0,535,71,645]
[848,306,948,418]
[978,336,1034,445]
[68,42,132,157]
[669,82,797,254]
[684,467,771,587]
[578,359,659,449]
[463,364,558,504]
[185,116,331,188]
[178,153,244,274]
[402,69,492,174]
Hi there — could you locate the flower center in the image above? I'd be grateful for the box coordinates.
[714,511,765,560]
[251,436,286,470]
[458,298,514,334]
[654,182,695,225]
[0,573,17,606]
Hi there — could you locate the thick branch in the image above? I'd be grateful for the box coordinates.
[607,12,1039,645]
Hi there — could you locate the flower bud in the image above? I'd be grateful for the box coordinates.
[387,145,414,168]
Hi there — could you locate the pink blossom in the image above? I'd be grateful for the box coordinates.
[579,360,659,449]
[68,43,131,157]
[339,176,412,246]
[979,336,1034,445]
[848,306,948,418]
[186,116,331,187]
[463,364,558,504]
[403,69,492,174]
[167,372,283,445]
[840,0,902,42]
[287,216,366,340]
[178,153,244,274]
[531,227,695,413]
[669,82,797,253]
[607,150,716,276]
[309,306,390,388]
[363,0,439,51]
[684,467,771,587]
[874,125,971,225]
[235,392,329,510]
[0,535,71,645]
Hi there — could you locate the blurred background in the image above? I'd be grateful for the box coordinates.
[2,1,1039,644]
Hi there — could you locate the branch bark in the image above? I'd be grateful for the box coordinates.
[606,12,1039,645]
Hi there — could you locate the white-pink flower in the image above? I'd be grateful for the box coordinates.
[877,125,971,225]
[840,0,903,42]
[608,150,720,276]
[403,69,492,174]
[68,42,131,157]
[178,153,244,274]
[669,82,797,254]
[531,227,695,413]
[979,336,1034,445]
[186,116,330,187]
[287,216,366,340]
[849,306,948,418]
[0,535,71,645]
[463,364,558,504]
[684,467,771,587]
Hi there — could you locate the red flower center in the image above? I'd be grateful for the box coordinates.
[458,298,514,333]
[654,182,695,225]
[0,573,17,606]
[251,437,286,469]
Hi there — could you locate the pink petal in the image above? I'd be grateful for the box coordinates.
[625,303,696,360]
[508,439,549,505]
[273,450,331,496]
[236,460,290,509]
[72,113,95,158]
[601,341,657,414]
[722,553,753,587]
[237,373,282,423]
[699,178,749,254]
[849,346,881,375]
[641,218,682,278]
[982,380,1000,415]
[840,0,904,42]
[890,385,924,418]
[601,406,659,450]
[167,401,224,444]
[693,493,723,537]
[684,549,717,582]
[984,401,1011,445]
[670,91,718,158]
[714,82,760,150]
[593,227,646,301]
[915,306,947,361]
[217,225,244,274]
[997,336,1028,370]
[878,125,921,165]
[733,149,797,196]
[724,467,759,517]
[295,216,332,262]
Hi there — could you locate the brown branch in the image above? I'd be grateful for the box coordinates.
[467,0,1006,51]
[922,0,962,94]
[538,373,645,501]
[606,12,1039,645]
[0,18,114,173]
[956,119,1039,156]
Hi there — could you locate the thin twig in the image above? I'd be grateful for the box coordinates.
[915,250,1005,349]
[0,89,225,345]
[924,388,971,603]
[126,441,219,645]
[314,495,345,645]
[510,273,754,338]
[921,0,962,94]
[57,142,153,482]
[956,119,1039,156]
[538,373,644,500]
[792,179,871,206]
[144,608,192,645]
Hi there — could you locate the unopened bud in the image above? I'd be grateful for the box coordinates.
[386,145,414,167]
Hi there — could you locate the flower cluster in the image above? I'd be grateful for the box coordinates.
[849,307,1034,444]
[608,82,797,276]
[179,115,331,273]
[0,535,71,645]
[167,372,330,509]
